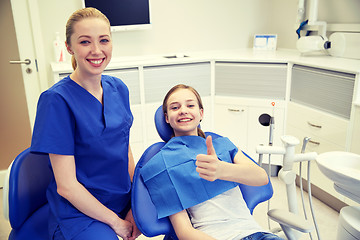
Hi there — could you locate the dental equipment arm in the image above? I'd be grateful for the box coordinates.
[267,209,313,233]
[256,135,319,240]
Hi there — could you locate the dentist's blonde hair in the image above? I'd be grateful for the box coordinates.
[163,84,206,139]
[65,7,111,70]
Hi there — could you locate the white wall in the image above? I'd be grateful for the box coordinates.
[35,0,360,89]
[38,0,273,58]
[37,0,285,87]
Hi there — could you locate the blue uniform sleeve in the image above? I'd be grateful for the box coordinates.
[30,90,75,155]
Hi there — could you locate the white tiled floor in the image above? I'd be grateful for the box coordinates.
[0,177,340,240]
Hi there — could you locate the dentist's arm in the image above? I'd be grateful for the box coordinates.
[49,154,133,240]
[169,210,216,240]
[196,136,269,186]
[128,146,135,182]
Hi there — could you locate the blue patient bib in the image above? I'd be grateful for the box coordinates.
[140,135,239,219]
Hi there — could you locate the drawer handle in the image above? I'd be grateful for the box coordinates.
[309,140,320,145]
[228,108,244,112]
[307,121,322,129]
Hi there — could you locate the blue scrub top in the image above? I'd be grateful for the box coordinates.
[31,75,133,239]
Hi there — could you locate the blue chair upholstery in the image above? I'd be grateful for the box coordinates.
[5,148,52,240]
[131,106,274,239]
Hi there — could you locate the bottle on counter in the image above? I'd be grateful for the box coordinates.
[53,32,66,62]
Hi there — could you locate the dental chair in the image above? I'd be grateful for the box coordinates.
[131,106,274,239]
[3,148,52,240]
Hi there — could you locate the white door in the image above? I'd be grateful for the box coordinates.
[10,0,42,127]
[0,0,41,186]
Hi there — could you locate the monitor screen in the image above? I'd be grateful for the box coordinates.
[83,0,151,31]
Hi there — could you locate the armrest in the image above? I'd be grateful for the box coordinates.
[267,209,313,233]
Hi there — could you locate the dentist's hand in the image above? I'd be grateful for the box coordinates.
[196,136,225,181]
[111,217,133,240]
[125,209,141,240]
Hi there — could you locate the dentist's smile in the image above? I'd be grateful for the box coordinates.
[87,58,105,65]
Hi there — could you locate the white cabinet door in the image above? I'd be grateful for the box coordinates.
[286,102,349,202]
[350,105,360,155]
[214,103,248,151]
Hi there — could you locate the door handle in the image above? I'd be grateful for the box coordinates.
[228,108,245,112]
[9,59,31,65]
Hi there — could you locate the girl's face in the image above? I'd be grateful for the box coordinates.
[165,89,204,137]
[67,17,112,78]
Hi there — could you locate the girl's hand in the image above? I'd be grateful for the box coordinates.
[196,136,225,181]
[111,218,133,240]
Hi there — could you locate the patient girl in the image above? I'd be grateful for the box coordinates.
[141,84,284,240]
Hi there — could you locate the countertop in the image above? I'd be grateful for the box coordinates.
[51,48,360,75]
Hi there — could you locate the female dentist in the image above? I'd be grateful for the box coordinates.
[30,7,140,240]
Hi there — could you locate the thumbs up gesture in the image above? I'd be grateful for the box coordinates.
[196,135,224,182]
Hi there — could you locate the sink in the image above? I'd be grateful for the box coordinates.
[316,151,360,203]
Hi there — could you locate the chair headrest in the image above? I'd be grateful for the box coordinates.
[154,106,173,142]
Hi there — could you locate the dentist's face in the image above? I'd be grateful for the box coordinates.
[165,89,204,137]
[66,17,112,78]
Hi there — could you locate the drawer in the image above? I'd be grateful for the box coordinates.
[287,125,346,201]
[286,125,346,154]
[287,102,348,147]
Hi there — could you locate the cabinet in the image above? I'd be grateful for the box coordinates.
[287,64,356,203]
[291,65,355,120]
[214,97,285,164]
[214,62,288,164]
[215,62,287,99]
[350,105,360,155]
[287,102,349,201]
[50,58,359,187]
